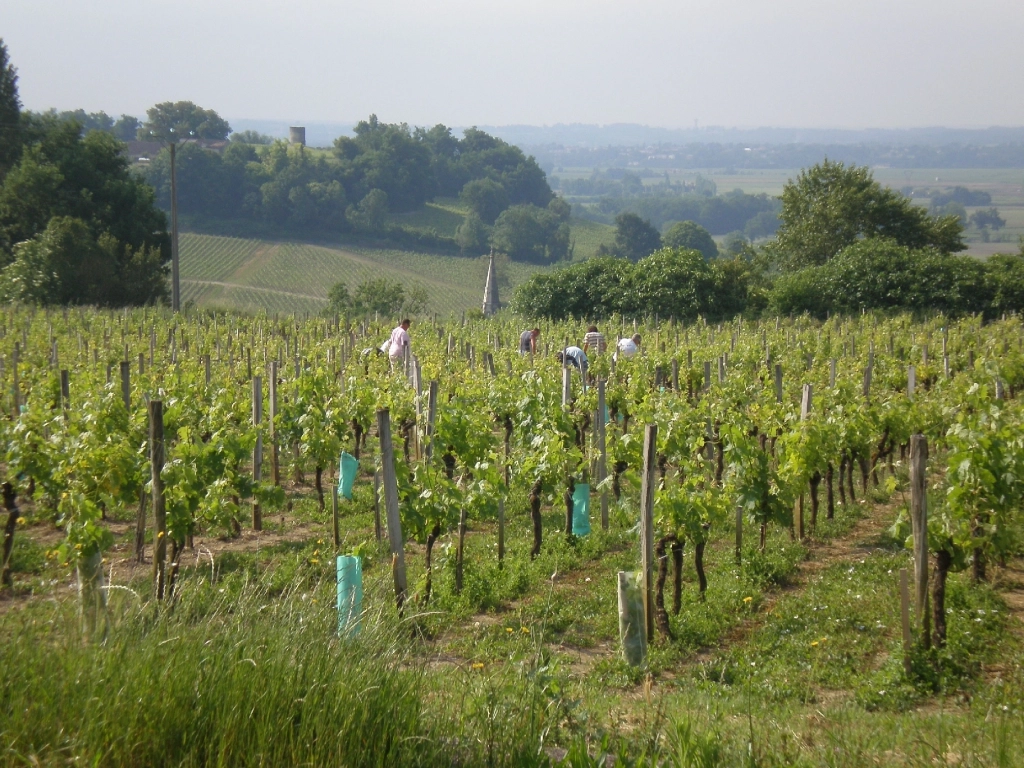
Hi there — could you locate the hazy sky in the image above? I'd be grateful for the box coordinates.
[6,0,1024,130]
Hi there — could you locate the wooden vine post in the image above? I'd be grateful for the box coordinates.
[909,434,930,648]
[639,423,658,644]
[596,379,609,530]
[252,375,263,531]
[269,361,280,486]
[377,408,407,610]
[149,399,167,600]
[120,361,131,411]
[796,383,812,540]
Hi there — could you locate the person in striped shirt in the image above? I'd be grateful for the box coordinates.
[582,325,606,354]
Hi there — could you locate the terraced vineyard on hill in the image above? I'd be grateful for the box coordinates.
[179,233,547,316]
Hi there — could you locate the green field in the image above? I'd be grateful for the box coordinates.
[179,233,547,316]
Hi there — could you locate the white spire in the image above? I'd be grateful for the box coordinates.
[482,248,500,316]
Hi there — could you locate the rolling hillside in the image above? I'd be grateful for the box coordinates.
[178,233,546,316]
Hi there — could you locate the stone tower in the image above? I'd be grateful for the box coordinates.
[482,248,500,316]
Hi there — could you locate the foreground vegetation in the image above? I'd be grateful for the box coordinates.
[3,306,1024,765]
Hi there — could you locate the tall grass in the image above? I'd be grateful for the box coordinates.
[1,573,438,767]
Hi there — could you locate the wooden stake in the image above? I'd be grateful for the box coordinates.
[252,376,263,531]
[269,361,279,486]
[149,400,166,600]
[910,434,930,649]
[377,409,407,609]
[120,361,131,411]
[639,423,657,644]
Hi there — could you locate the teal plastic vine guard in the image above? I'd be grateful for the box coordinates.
[572,483,591,537]
[336,555,363,637]
[338,452,359,500]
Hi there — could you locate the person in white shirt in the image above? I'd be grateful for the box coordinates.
[614,334,642,361]
[388,319,411,365]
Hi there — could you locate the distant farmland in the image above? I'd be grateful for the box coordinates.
[178,233,547,316]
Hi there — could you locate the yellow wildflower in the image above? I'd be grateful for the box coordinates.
[16,517,25,525]
[743,596,753,604]
[157,531,165,538]
[471,662,485,670]
[810,641,819,647]
[521,626,530,634]
[505,627,514,634]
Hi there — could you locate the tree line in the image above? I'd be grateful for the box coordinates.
[0,40,169,306]
[140,111,569,261]
[513,159,1024,321]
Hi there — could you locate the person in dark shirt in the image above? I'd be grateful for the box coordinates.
[519,327,540,354]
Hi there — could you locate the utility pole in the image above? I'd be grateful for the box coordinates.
[170,141,180,312]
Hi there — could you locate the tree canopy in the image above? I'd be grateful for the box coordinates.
[662,220,718,259]
[140,101,231,142]
[603,212,661,262]
[0,88,170,306]
[770,159,965,269]
[0,39,22,177]
[511,247,755,321]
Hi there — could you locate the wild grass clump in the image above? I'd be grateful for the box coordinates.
[0,571,439,767]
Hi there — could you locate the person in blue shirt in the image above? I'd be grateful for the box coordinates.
[556,346,589,381]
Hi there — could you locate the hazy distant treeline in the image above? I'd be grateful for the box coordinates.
[532,142,1024,171]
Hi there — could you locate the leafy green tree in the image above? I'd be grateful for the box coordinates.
[771,159,965,269]
[623,247,713,319]
[510,256,632,320]
[347,189,388,232]
[353,277,406,316]
[0,121,170,300]
[0,216,166,306]
[611,212,661,262]
[970,208,1005,230]
[490,204,569,264]
[0,39,22,177]
[326,281,352,314]
[112,115,140,141]
[230,129,274,145]
[455,212,489,255]
[459,178,509,224]
[336,115,435,212]
[139,101,231,141]
[663,220,718,259]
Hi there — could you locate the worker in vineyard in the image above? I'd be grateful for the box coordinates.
[519,327,540,355]
[556,346,588,381]
[388,319,411,367]
[614,334,642,361]
[582,325,606,355]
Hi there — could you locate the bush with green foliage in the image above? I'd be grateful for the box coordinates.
[767,239,996,318]
[510,247,754,321]
[663,220,718,259]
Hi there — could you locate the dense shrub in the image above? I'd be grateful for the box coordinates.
[511,248,754,321]
[767,239,997,318]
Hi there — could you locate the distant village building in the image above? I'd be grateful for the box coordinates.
[482,249,500,316]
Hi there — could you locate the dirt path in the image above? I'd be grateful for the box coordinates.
[180,279,324,302]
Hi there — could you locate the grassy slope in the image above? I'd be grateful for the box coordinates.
[179,233,545,316]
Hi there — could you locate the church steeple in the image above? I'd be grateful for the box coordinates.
[482,248,500,316]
